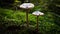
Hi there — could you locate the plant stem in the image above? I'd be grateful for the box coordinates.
[36,16,39,31]
[26,9,29,28]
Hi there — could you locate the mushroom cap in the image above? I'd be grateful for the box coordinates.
[32,11,44,16]
[20,3,34,9]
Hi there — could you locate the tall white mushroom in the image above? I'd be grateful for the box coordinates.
[20,3,34,28]
[20,3,34,9]
[32,11,44,31]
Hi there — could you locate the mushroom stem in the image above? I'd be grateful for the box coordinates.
[26,9,29,28]
[36,16,39,31]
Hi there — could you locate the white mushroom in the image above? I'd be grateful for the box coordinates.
[32,11,44,16]
[20,3,34,9]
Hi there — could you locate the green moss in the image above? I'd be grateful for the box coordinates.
[0,8,60,34]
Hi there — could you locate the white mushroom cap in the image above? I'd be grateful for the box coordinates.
[20,3,34,9]
[32,11,44,16]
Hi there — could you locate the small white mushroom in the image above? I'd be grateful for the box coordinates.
[20,3,34,9]
[32,11,44,16]
[32,11,44,31]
